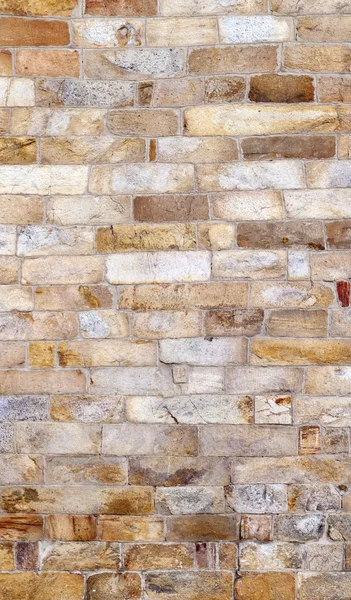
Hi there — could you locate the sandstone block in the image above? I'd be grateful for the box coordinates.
[58,340,157,367]
[42,137,146,164]
[240,515,272,542]
[252,338,351,366]
[250,282,334,308]
[0,515,43,541]
[84,48,185,80]
[199,425,297,456]
[0,18,70,46]
[132,311,201,339]
[197,161,305,191]
[36,79,134,108]
[128,456,230,486]
[0,455,43,485]
[46,515,96,541]
[297,573,351,600]
[99,516,164,542]
[0,573,84,600]
[275,514,325,541]
[85,0,157,15]
[108,110,179,136]
[50,395,124,423]
[147,18,217,46]
[102,423,197,456]
[226,485,287,513]
[267,310,328,337]
[124,543,194,570]
[154,79,204,107]
[167,515,239,541]
[255,395,292,424]
[239,541,302,570]
[158,137,238,163]
[227,366,303,394]
[72,18,143,47]
[90,164,194,195]
[145,572,233,600]
[0,0,79,16]
[12,108,105,136]
[212,250,286,279]
[242,135,335,160]
[79,311,129,339]
[17,423,100,455]
[249,74,314,102]
[90,367,178,397]
[40,541,120,571]
[87,572,142,600]
[97,224,196,253]
[161,0,267,15]
[47,195,131,225]
[22,256,103,285]
[284,44,351,72]
[188,45,278,75]
[46,456,127,485]
[16,50,80,77]
[218,16,292,44]
[159,337,247,366]
[236,572,295,600]
[35,286,113,311]
[0,196,43,224]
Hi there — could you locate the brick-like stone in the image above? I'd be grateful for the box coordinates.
[212,250,286,279]
[36,79,134,108]
[236,572,295,600]
[275,514,325,541]
[0,370,85,395]
[297,573,351,599]
[233,456,351,484]
[205,76,246,103]
[0,455,43,485]
[250,74,314,102]
[22,256,103,285]
[0,18,70,46]
[288,484,340,512]
[237,221,324,250]
[0,196,43,225]
[85,0,157,15]
[239,541,302,570]
[85,48,185,79]
[167,515,239,541]
[250,282,334,308]
[148,17,217,46]
[218,16,292,44]
[284,44,351,72]
[40,541,120,571]
[154,79,203,107]
[90,367,178,397]
[0,515,43,541]
[252,338,351,366]
[103,423,197,456]
[50,395,124,423]
[305,543,343,571]
[161,0,267,15]
[16,50,80,77]
[46,456,127,485]
[132,310,201,339]
[0,396,48,421]
[145,572,233,600]
[108,110,178,136]
[35,285,113,310]
[134,195,208,222]
[226,485,287,513]
[212,191,283,220]
[129,457,230,486]
[42,137,146,164]
[99,516,164,542]
[159,337,247,366]
[188,45,278,74]
[0,573,84,600]
[91,164,194,195]
[58,340,156,367]
[158,137,238,163]
[287,188,351,218]
[17,423,100,455]
[241,515,272,542]
[242,135,335,160]
[12,108,105,136]
[198,161,304,191]
[48,195,131,225]
[267,310,328,337]
[73,18,143,47]
[272,0,351,13]
[46,515,96,541]
[124,543,193,569]
[0,0,79,16]
[97,224,196,252]
[227,366,303,394]
[0,311,77,342]
[199,425,297,456]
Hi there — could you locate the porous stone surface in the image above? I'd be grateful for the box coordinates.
[0,1,350,598]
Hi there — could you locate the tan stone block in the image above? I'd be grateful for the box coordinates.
[0,109,9,132]
[161,0,267,15]
[288,484,340,513]
[0,257,19,284]
[90,366,179,397]
[167,515,238,542]
[0,287,33,312]
[239,541,302,570]
[124,543,193,570]
[46,515,96,541]
[0,196,43,225]
[154,79,203,107]
[22,256,103,285]
[212,191,283,221]
[0,166,88,195]
[319,76,351,102]
[147,17,217,46]
[145,572,233,600]
[42,137,146,164]
[226,366,304,395]
[294,396,351,426]
[35,286,113,311]
[0,573,84,600]
[12,108,105,137]
[0,311,78,341]
[311,252,351,280]
[306,367,351,396]
[199,425,297,456]
[17,423,100,455]
[198,223,234,250]
[58,340,156,367]
[107,110,178,136]
[331,310,351,336]
[0,17,70,46]
[326,220,351,249]
[284,44,351,72]
[72,18,143,47]
[297,573,351,600]
[324,428,349,453]
[120,282,247,310]
[242,135,336,160]
[41,541,120,571]
[233,456,351,484]
[0,515,43,541]
[47,195,131,225]
[158,137,238,163]
[46,456,127,485]
[212,250,286,280]
[236,572,295,600]
[2,486,154,515]
[103,423,197,456]
[36,79,134,108]
[249,74,314,102]
[85,0,157,15]
[18,226,95,257]
[0,138,35,164]
[84,48,185,80]
[252,338,351,366]
[132,311,201,339]
[198,161,304,191]
[267,310,328,337]
[87,573,142,600]
[218,15,292,43]
[0,370,85,395]
[134,195,208,222]
[99,516,164,542]
[16,50,80,77]
[0,50,12,76]
[189,45,277,74]
[218,543,237,569]
[50,394,124,423]
[205,309,263,337]
[205,76,246,103]
[97,224,196,252]
[90,164,194,195]
[0,0,79,16]
[250,282,334,308]
[29,342,55,369]
[185,104,340,137]
[298,16,351,42]
[155,486,223,515]
[0,342,24,367]
[0,455,43,485]
[241,515,272,542]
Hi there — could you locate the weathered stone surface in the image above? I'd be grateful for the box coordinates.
[148,17,217,46]
[85,48,185,79]
[275,514,325,541]
[0,573,84,600]
[12,108,105,136]
[159,337,247,366]
[46,516,96,541]
[249,74,314,102]
[242,135,335,160]
[288,484,341,512]
[255,395,292,424]
[99,516,164,542]
[124,543,194,569]
[129,456,229,486]
[233,456,351,484]
[236,572,295,600]
[46,456,127,485]
[237,221,324,250]
[17,423,100,455]
[40,541,120,571]
[297,573,351,600]
[42,137,146,164]
[90,367,178,397]
[252,338,351,366]
[250,282,334,308]
[50,394,124,423]
[241,515,272,542]
[305,543,343,571]
[188,45,278,74]
[35,286,113,311]
[73,19,143,47]
[218,15,292,43]
[267,310,328,337]
[205,309,263,336]
[97,224,196,252]
[0,515,43,541]
[0,18,70,46]
[145,572,233,600]
[58,339,157,367]
[205,76,246,103]
[16,50,80,77]
[167,515,239,541]
[161,0,267,15]
[0,455,43,485]
[133,311,201,339]
[0,0,79,16]
[227,366,303,394]
[87,572,142,600]
[155,486,224,514]
[85,0,157,15]
[199,425,297,456]
[22,256,103,285]
[36,79,135,108]
[226,485,287,513]
[103,423,197,456]
[284,44,351,72]
[239,541,303,570]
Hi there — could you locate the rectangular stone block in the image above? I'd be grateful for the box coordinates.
[28,342,54,369]
[147,18,217,46]
[90,164,194,195]
[85,0,157,15]
[242,135,335,159]
[36,79,134,108]
[58,340,157,367]
[237,221,324,250]
[145,572,233,600]
[227,366,303,394]
[212,191,283,220]
[0,287,33,311]
[297,16,351,42]
[154,79,204,107]
[159,337,247,366]
[12,108,105,136]
[40,541,120,571]
[22,256,103,285]
[284,44,351,72]
[107,110,179,136]
[0,515,43,541]
[250,282,334,308]
[46,515,97,541]
[197,161,304,191]
[84,48,185,80]
[0,396,48,421]
[16,49,80,77]
[0,370,85,394]
[233,456,351,484]
[106,251,210,284]
[236,572,295,600]
[41,137,146,164]
[46,456,127,485]
[252,338,351,365]
[0,18,70,46]
[89,367,178,397]
[47,195,131,225]
[102,424,198,456]
[129,456,230,486]
[124,542,194,569]
[155,486,224,515]
[311,252,351,280]
[267,310,328,337]
[166,515,239,541]
[17,423,100,455]
[297,573,351,600]
[72,18,143,47]
[98,516,164,542]
[239,541,302,570]
[134,195,208,222]
[157,137,238,163]
[35,286,113,311]
[132,311,202,339]
[199,425,297,456]
[97,224,196,253]
[271,0,351,13]
[226,484,287,514]
[0,196,43,224]
[188,45,278,74]
[212,250,286,279]
[0,573,84,600]
[50,395,124,423]
[161,0,267,14]
[0,166,88,195]
[218,16,292,44]
[0,455,43,485]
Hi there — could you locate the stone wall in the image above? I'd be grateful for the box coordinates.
[0,0,351,598]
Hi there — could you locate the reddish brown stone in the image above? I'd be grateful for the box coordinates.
[0,18,70,46]
[327,221,351,249]
[85,0,157,15]
[0,515,43,541]
[249,74,315,102]
[241,136,336,160]
[299,426,321,455]
[337,281,351,307]
[133,195,209,223]
[236,572,296,600]
[166,515,240,542]
[237,221,325,250]
[240,515,272,542]
[16,542,38,570]
[137,82,153,106]
[45,515,97,541]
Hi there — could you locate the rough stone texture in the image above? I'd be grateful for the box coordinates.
[1,1,351,597]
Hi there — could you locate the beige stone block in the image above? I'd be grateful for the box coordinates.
[133,311,201,339]
[58,340,157,367]
[47,195,131,225]
[90,164,194,195]
[22,256,104,285]
[147,18,217,46]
